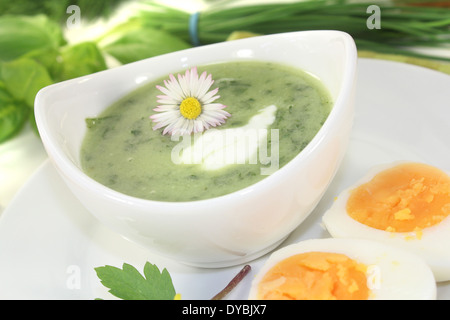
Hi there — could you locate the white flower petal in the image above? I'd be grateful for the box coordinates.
[151,111,179,130]
[202,103,226,111]
[193,119,204,133]
[200,88,220,104]
[177,73,189,98]
[156,95,178,105]
[195,72,212,97]
[164,75,185,100]
[157,98,179,105]
[181,119,195,135]
[153,104,178,112]
[182,68,191,96]
[163,116,186,135]
[189,67,199,97]
[198,113,222,127]
[155,85,174,98]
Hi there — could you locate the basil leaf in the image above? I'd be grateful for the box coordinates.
[0,58,53,108]
[56,41,107,81]
[22,47,62,81]
[103,28,191,65]
[0,81,29,143]
[0,14,65,62]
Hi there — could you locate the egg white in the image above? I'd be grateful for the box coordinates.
[248,238,436,300]
[322,161,450,282]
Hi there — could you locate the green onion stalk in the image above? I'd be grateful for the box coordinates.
[136,0,450,62]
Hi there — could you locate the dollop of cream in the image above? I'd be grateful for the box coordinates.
[174,105,277,171]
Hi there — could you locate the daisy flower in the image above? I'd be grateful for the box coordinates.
[150,67,230,136]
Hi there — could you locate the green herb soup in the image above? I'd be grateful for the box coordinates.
[80,61,332,201]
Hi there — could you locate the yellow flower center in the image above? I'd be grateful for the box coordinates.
[179,97,202,120]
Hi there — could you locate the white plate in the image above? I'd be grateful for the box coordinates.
[0,58,449,300]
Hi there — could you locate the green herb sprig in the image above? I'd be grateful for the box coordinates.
[0,14,109,142]
[0,10,189,143]
[138,0,450,62]
[95,262,251,300]
[95,262,178,300]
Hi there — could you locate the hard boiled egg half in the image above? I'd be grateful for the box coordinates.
[248,238,436,300]
[322,162,450,281]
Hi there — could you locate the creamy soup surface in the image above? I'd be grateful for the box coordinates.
[80,61,332,201]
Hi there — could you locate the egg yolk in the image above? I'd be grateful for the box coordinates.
[346,162,450,233]
[257,252,369,300]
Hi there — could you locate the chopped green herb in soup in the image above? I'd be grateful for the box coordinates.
[80,61,332,201]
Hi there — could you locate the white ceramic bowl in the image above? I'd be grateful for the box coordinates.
[35,30,357,268]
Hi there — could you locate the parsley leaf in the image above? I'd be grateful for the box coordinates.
[95,262,177,300]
